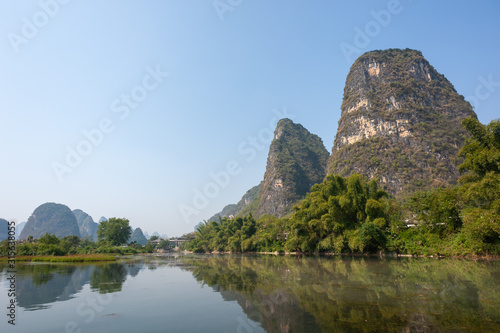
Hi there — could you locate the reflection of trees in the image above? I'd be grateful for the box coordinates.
[181,255,500,332]
[0,260,155,311]
[90,263,127,294]
[10,264,91,311]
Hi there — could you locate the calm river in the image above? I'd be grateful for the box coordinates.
[1,254,500,332]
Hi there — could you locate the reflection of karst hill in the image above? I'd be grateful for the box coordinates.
[16,265,93,310]
[220,289,321,333]
[180,255,498,332]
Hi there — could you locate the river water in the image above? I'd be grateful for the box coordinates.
[1,254,500,332]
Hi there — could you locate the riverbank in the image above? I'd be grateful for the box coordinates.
[0,254,117,263]
[180,250,500,260]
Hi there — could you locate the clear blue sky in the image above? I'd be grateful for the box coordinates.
[1,0,499,237]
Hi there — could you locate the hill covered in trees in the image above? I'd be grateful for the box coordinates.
[19,203,81,240]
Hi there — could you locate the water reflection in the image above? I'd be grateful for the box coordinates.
[0,260,153,311]
[13,264,91,311]
[90,263,127,294]
[1,255,500,332]
[181,255,500,332]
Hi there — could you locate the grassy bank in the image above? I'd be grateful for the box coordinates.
[0,254,117,263]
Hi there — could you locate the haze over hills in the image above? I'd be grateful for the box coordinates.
[327,48,476,196]
[0,219,9,241]
[73,209,98,241]
[16,221,26,238]
[129,228,148,245]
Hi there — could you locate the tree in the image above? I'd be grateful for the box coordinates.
[459,117,500,180]
[97,218,132,246]
[39,233,60,245]
[158,239,170,250]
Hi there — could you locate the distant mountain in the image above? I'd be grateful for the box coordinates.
[211,118,330,219]
[19,203,81,240]
[99,216,107,222]
[129,228,148,246]
[328,48,476,196]
[152,232,161,237]
[73,209,98,241]
[209,185,261,221]
[0,220,27,240]
[16,221,26,239]
[0,218,9,241]
[143,231,150,240]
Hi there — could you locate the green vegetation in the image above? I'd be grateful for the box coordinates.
[0,255,116,262]
[97,217,132,246]
[183,174,390,254]
[393,117,500,255]
[0,231,154,258]
[184,215,258,253]
[0,216,173,259]
[183,118,500,256]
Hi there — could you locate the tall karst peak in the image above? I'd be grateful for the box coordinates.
[256,118,330,217]
[328,48,476,196]
[211,118,330,220]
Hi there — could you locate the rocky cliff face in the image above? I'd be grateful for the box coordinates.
[328,48,476,196]
[73,209,98,241]
[255,118,330,217]
[211,118,329,220]
[19,202,81,240]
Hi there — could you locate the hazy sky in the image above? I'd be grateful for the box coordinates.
[1,0,499,237]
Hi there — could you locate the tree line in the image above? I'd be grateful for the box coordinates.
[0,217,172,256]
[182,117,500,256]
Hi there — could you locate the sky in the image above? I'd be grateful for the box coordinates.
[1,0,499,237]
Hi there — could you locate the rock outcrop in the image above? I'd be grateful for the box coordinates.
[328,48,476,196]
